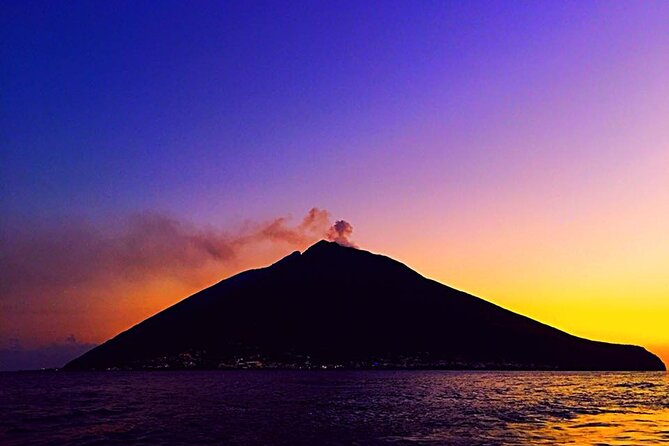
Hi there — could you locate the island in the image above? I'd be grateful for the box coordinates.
[65,241,665,371]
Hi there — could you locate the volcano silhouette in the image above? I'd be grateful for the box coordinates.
[65,241,665,370]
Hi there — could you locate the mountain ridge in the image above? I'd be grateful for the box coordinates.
[65,241,665,371]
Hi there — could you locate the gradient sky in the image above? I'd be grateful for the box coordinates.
[2,1,668,369]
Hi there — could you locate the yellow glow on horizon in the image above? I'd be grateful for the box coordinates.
[366,207,669,367]
[361,155,669,368]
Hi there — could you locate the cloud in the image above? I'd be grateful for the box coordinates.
[0,337,98,371]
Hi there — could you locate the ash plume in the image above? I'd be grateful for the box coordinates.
[326,220,358,248]
[0,208,339,350]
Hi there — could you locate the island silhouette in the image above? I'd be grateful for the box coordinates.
[65,240,665,371]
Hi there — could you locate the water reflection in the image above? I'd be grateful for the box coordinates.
[515,409,669,445]
[1,371,667,445]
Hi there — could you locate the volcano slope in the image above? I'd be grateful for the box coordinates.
[65,241,665,371]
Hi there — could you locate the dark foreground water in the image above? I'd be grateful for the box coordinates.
[1,371,668,445]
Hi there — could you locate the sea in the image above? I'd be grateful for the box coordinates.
[1,371,667,445]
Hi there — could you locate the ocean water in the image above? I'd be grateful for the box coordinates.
[1,371,667,445]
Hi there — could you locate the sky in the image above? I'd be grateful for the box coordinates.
[1,1,668,370]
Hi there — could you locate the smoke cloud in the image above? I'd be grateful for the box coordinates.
[1,208,333,298]
[326,220,357,248]
[0,208,355,364]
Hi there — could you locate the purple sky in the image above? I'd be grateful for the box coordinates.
[2,1,668,369]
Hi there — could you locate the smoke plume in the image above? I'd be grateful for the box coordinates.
[326,220,357,248]
[0,207,353,358]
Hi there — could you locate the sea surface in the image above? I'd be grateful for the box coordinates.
[1,371,668,445]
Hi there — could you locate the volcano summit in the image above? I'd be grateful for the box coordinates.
[65,241,665,371]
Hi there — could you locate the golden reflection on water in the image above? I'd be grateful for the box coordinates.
[2,371,667,445]
[516,409,669,445]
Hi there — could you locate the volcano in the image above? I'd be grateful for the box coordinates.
[65,241,665,371]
